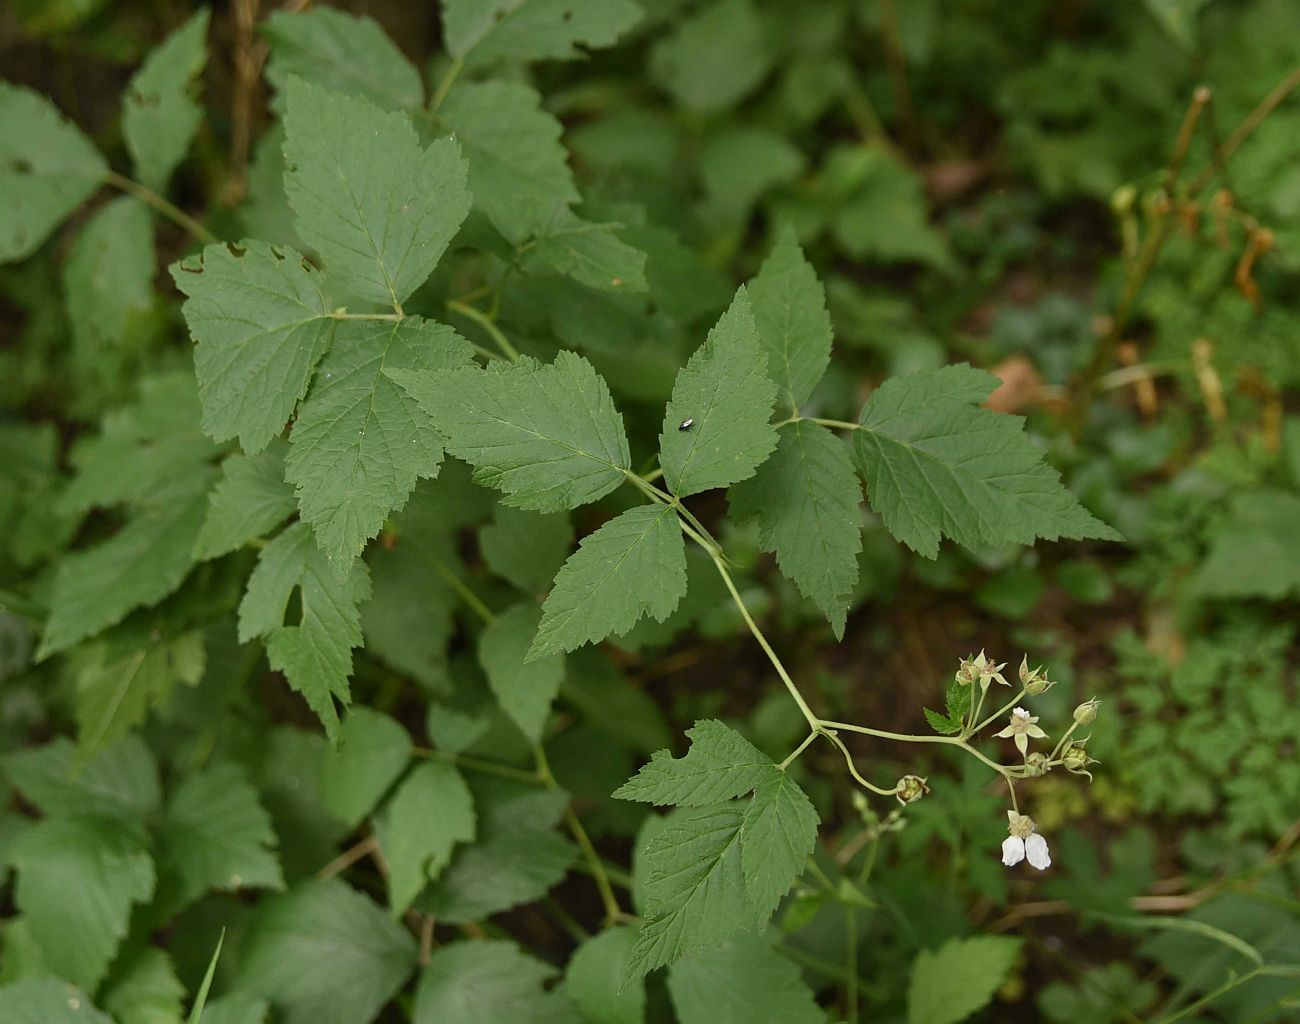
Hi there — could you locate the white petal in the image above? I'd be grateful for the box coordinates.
[1001,836,1025,866]
[1025,833,1051,870]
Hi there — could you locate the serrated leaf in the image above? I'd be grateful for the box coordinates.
[613,719,774,806]
[907,936,1022,1024]
[440,81,579,245]
[626,804,751,979]
[123,9,209,191]
[239,879,417,1024]
[194,442,297,560]
[667,933,823,1024]
[747,226,831,412]
[926,679,972,736]
[524,206,648,292]
[318,708,412,827]
[443,0,643,64]
[286,318,474,568]
[729,421,861,638]
[156,763,284,915]
[11,817,155,991]
[740,771,819,925]
[853,364,1121,558]
[1194,492,1300,599]
[2,736,160,821]
[565,926,645,1024]
[171,239,336,454]
[237,523,372,740]
[0,82,107,264]
[924,708,963,736]
[389,352,630,512]
[0,978,113,1024]
[102,947,185,1024]
[660,288,778,497]
[648,0,773,114]
[529,503,686,660]
[283,77,469,308]
[480,506,574,594]
[479,602,564,742]
[413,940,575,1024]
[262,8,423,112]
[374,762,475,915]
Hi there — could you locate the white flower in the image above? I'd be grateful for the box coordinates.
[1002,811,1051,870]
[994,707,1048,755]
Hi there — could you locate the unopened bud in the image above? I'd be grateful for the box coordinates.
[1062,743,1095,779]
[896,775,930,804]
[1073,698,1101,725]
[1024,752,1049,777]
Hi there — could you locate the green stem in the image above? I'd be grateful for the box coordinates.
[970,686,1028,735]
[779,730,820,770]
[447,299,520,362]
[430,558,495,625]
[104,169,217,244]
[429,56,464,113]
[413,747,539,784]
[821,729,899,797]
[329,311,404,322]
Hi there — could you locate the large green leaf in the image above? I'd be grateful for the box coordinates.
[374,762,475,915]
[0,978,113,1024]
[317,708,412,827]
[194,443,297,560]
[564,926,645,1024]
[479,602,564,742]
[907,936,1022,1024]
[740,771,819,925]
[442,0,642,64]
[613,719,774,807]
[413,940,575,1023]
[667,933,823,1024]
[1,736,160,821]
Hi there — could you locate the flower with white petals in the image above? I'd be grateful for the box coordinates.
[994,706,1047,755]
[1002,811,1051,870]
[957,650,1010,690]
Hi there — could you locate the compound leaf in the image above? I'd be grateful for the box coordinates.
[613,720,774,807]
[194,442,297,560]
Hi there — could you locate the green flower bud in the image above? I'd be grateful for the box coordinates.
[896,775,930,804]
[1024,752,1049,776]
[1073,698,1101,725]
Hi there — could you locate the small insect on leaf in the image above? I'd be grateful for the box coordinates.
[679,418,694,431]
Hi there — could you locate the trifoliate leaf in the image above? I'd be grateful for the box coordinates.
[374,762,475,915]
[171,239,335,454]
[648,0,773,114]
[287,318,474,569]
[907,936,1022,1024]
[729,421,861,638]
[11,817,155,991]
[667,933,823,1024]
[318,707,412,826]
[413,940,575,1024]
[740,771,819,925]
[746,226,831,412]
[389,352,630,512]
[262,8,423,112]
[101,947,185,1024]
[0,978,113,1024]
[853,364,1120,558]
[442,0,643,64]
[439,81,579,245]
[155,763,284,915]
[528,504,686,660]
[194,442,297,560]
[565,926,645,1024]
[524,206,648,292]
[479,602,564,742]
[1194,492,1300,599]
[123,9,209,191]
[283,78,470,308]
[1,735,160,821]
[237,523,372,740]
[613,719,774,806]
[0,82,107,264]
[626,804,751,979]
[480,506,574,595]
[659,287,778,497]
[239,879,417,1024]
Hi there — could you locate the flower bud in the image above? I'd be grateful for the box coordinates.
[1073,698,1101,725]
[895,775,930,804]
[1024,752,1049,777]
[1019,655,1054,694]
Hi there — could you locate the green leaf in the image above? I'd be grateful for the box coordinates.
[39,475,213,658]
[740,771,819,925]
[626,804,751,979]
[728,421,861,638]
[442,0,643,64]
[528,503,687,660]
[171,239,335,454]
[0,82,107,264]
[925,680,971,736]
[924,709,963,736]
[1194,492,1300,599]
[123,9,209,191]
[318,708,413,827]
[479,602,564,742]
[237,523,372,740]
[564,926,645,1024]
[11,817,155,991]
[832,148,951,270]
[440,81,579,245]
[746,226,831,412]
[239,879,417,1024]
[185,932,224,1024]
[156,763,284,914]
[194,443,297,560]
[524,207,648,292]
[0,978,113,1024]
[667,933,823,1024]
[389,352,630,512]
[414,940,574,1024]
[374,762,475,915]
[286,318,473,568]
[853,364,1120,558]
[700,128,806,223]
[283,78,470,308]
[480,506,574,594]
[907,936,1022,1024]
[613,719,774,806]
[102,947,185,1024]
[262,8,423,112]
[648,0,773,114]
[660,288,779,497]
[2,735,160,821]
[193,994,269,1024]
